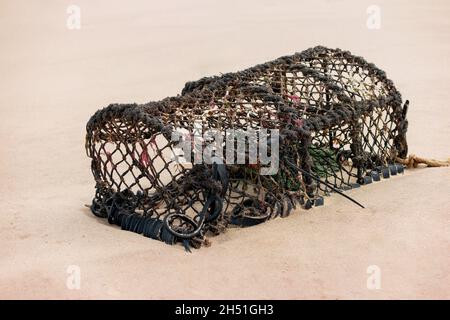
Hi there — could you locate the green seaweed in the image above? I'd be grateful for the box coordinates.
[308,146,340,177]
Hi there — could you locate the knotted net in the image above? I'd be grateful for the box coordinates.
[85,46,408,249]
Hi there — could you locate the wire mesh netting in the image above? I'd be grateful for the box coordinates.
[85,46,409,250]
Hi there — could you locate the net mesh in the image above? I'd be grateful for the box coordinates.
[85,46,408,249]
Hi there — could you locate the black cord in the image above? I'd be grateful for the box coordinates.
[285,159,365,209]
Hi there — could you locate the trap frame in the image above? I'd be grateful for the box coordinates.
[85,46,409,249]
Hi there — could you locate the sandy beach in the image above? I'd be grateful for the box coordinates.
[0,0,449,299]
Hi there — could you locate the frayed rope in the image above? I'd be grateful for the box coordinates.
[396,155,450,168]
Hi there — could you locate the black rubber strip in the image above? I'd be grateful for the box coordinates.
[121,214,133,231]
[131,215,143,233]
[144,218,156,238]
[149,220,163,240]
[371,171,381,182]
[389,164,398,175]
[116,212,126,226]
[135,216,145,234]
[160,226,175,245]
[382,167,390,179]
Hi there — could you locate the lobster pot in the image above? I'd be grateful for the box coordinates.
[85,46,409,249]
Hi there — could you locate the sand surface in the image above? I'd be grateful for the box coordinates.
[0,0,449,299]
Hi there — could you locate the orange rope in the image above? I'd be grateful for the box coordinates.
[396,154,450,168]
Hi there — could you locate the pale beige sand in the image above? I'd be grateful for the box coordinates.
[0,0,449,299]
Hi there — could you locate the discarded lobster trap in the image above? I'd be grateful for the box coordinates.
[85,46,409,249]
